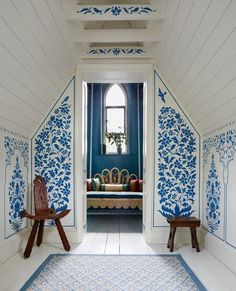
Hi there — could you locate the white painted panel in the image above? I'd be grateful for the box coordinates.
[202,148,224,241]
[154,71,200,227]
[32,77,75,227]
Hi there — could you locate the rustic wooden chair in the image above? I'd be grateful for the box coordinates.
[22,175,70,258]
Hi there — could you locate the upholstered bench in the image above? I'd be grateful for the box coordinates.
[87,167,143,211]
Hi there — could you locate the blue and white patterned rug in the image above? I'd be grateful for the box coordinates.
[20,254,206,291]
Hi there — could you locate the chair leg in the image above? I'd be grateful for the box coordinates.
[55,218,70,251]
[24,220,39,259]
[36,220,45,247]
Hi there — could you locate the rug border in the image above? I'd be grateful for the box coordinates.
[20,253,207,291]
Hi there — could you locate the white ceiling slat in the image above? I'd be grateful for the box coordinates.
[181,29,236,108]
[176,0,236,99]
[0,16,59,99]
[155,0,181,65]
[46,0,79,64]
[194,77,236,126]
[161,0,211,82]
[0,43,55,106]
[30,0,76,70]
[187,54,236,119]
[167,0,232,90]
[200,96,236,133]
[0,85,42,123]
[0,116,31,137]
[158,0,194,71]
[12,0,72,84]
[1,0,65,92]
[74,29,159,43]
[0,95,36,132]
[0,69,46,115]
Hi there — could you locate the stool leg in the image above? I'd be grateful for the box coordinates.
[36,220,45,247]
[24,220,39,258]
[190,227,200,252]
[169,226,176,252]
[55,218,70,251]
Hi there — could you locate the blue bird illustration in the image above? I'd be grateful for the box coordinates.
[158,88,167,103]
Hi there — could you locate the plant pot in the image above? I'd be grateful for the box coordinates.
[117,145,122,154]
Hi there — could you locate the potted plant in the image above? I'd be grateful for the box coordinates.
[105,131,127,154]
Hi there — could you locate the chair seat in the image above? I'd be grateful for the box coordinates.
[22,209,70,221]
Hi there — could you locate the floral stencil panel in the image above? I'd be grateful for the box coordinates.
[206,155,221,233]
[34,96,72,223]
[157,107,197,217]
[8,156,25,231]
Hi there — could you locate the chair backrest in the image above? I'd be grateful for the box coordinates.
[33,175,49,215]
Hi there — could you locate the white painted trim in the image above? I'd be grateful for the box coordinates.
[204,231,236,275]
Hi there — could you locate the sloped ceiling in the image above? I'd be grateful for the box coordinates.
[0,0,236,136]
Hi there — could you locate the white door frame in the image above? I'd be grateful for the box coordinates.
[75,63,154,242]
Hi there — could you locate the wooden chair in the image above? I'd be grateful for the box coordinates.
[22,175,70,258]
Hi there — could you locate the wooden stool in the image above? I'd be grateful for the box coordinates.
[167,217,200,252]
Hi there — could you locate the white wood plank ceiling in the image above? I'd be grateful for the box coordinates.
[0,0,236,136]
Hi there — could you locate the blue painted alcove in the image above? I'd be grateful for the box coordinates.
[87,83,143,178]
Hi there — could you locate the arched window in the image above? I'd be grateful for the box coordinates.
[104,84,127,154]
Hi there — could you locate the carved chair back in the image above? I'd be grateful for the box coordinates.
[33,175,49,215]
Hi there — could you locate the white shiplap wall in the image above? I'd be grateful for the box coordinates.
[0,0,236,136]
[155,0,236,133]
[0,0,76,137]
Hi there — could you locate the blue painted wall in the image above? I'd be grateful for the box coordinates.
[87,83,143,178]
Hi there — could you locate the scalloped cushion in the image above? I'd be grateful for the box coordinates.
[100,184,129,191]
[91,178,101,191]
[130,179,139,192]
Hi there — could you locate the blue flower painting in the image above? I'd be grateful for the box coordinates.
[34,96,72,220]
[8,156,25,231]
[157,107,197,217]
[206,155,221,233]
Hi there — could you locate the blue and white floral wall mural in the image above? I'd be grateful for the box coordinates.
[154,71,200,227]
[3,135,29,239]
[32,77,75,227]
[203,125,236,249]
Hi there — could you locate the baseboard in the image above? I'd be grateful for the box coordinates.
[204,231,236,275]
[0,227,30,265]
[145,227,203,248]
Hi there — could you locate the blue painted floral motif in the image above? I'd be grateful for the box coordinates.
[34,96,72,218]
[206,155,221,233]
[5,136,29,167]
[158,107,197,217]
[158,88,167,103]
[8,156,25,231]
[88,48,145,56]
[77,6,156,16]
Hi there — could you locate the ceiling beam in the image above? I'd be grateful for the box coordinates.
[80,46,153,59]
[74,29,159,43]
[65,4,161,21]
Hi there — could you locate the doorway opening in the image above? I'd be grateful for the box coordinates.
[86,82,144,233]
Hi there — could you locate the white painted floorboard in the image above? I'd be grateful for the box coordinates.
[0,215,236,291]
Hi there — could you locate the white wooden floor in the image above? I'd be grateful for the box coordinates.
[0,215,236,291]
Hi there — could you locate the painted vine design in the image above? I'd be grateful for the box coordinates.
[157,107,197,217]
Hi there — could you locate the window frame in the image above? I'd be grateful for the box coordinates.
[103,84,128,155]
